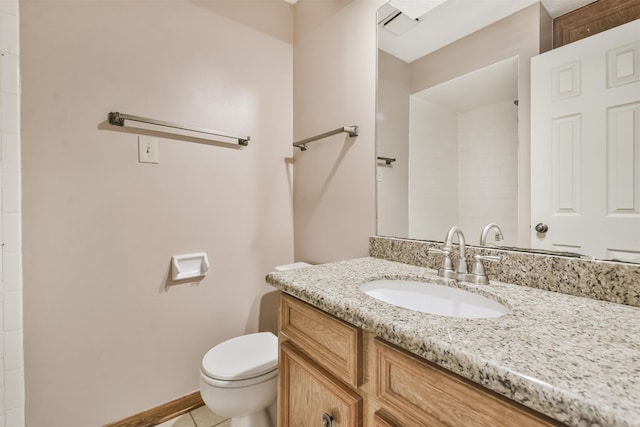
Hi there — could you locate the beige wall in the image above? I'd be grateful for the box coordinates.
[292,0,385,264]
[410,3,552,246]
[410,4,549,93]
[20,1,293,425]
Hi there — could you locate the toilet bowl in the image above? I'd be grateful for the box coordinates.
[199,332,278,427]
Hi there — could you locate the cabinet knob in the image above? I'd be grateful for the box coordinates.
[322,412,334,427]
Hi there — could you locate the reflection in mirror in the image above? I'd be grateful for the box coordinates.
[377,2,539,248]
[406,57,518,246]
[375,0,640,263]
[530,20,640,263]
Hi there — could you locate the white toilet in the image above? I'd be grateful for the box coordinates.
[199,332,279,427]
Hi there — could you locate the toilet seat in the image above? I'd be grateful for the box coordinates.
[200,367,278,388]
[201,332,278,386]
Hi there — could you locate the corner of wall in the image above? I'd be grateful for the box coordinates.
[539,3,553,53]
[292,0,383,264]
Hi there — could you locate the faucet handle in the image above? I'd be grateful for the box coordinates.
[470,255,500,284]
[428,247,451,262]
[428,248,456,278]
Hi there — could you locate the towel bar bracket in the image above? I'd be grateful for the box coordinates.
[377,156,396,165]
[108,112,125,126]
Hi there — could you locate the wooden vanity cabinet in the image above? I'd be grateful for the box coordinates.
[374,339,561,427]
[373,411,399,427]
[278,294,365,426]
[279,340,362,426]
[278,294,562,427]
[279,293,363,388]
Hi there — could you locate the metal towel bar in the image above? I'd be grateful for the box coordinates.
[293,126,359,151]
[108,112,250,146]
[377,156,396,165]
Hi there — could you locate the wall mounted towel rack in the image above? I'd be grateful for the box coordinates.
[377,156,396,165]
[293,125,359,151]
[108,112,250,146]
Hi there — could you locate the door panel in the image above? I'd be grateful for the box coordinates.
[531,20,640,262]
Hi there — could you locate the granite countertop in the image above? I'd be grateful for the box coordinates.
[265,257,640,427]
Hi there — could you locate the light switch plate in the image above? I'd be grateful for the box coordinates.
[138,136,159,164]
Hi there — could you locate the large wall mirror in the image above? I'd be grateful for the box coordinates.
[376,0,640,263]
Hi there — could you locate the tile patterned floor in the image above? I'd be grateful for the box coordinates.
[157,405,230,427]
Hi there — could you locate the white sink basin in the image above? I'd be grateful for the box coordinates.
[360,279,510,319]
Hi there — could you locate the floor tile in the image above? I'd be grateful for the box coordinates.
[156,413,195,427]
[213,420,231,427]
[190,405,228,427]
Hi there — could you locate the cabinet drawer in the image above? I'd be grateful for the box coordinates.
[279,294,363,388]
[375,339,561,427]
[279,341,362,427]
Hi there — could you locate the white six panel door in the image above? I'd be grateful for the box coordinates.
[531,20,640,262]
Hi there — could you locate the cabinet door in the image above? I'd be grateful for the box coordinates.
[375,339,561,427]
[373,411,399,427]
[279,341,362,427]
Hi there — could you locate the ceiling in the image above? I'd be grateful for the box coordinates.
[379,0,598,63]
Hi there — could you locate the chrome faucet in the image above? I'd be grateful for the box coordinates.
[444,226,468,275]
[480,223,504,246]
[428,226,468,279]
[429,225,501,284]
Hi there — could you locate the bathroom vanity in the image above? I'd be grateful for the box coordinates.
[278,293,559,426]
[266,242,640,427]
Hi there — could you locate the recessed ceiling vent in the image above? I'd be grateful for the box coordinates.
[377,3,421,36]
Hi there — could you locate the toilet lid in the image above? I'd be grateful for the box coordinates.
[201,332,278,381]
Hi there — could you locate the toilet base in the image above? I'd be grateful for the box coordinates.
[229,407,274,427]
